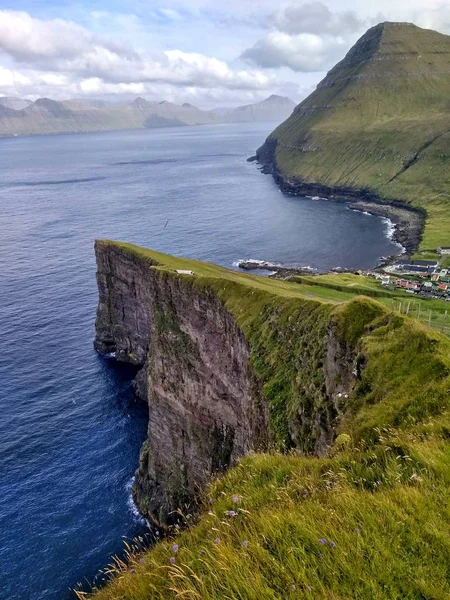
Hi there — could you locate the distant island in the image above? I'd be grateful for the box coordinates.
[0,94,295,137]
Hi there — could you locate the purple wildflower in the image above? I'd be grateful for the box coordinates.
[228,510,237,517]
[200,550,206,556]
[139,558,145,564]
[129,569,136,574]
[319,538,327,544]
[242,540,249,548]
[169,557,176,565]
[355,528,361,534]
[232,495,240,503]
[172,544,179,553]
[214,537,220,544]
[330,541,336,548]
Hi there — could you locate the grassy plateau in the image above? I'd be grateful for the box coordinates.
[82,242,450,600]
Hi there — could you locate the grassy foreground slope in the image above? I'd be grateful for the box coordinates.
[85,243,450,599]
[257,22,450,252]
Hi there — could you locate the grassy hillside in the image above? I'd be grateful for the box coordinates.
[82,242,450,599]
[259,22,450,253]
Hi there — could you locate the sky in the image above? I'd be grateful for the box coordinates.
[0,0,450,108]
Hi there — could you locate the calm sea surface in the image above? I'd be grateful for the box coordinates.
[0,123,400,600]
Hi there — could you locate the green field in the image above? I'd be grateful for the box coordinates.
[261,23,450,254]
[83,242,450,600]
[296,274,450,335]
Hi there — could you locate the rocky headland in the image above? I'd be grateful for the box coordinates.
[94,240,375,525]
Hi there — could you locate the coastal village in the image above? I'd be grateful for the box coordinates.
[369,246,450,300]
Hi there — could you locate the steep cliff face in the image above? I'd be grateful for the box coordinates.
[94,241,378,524]
[94,241,268,524]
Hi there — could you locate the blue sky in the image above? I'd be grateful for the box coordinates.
[0,0,449,107]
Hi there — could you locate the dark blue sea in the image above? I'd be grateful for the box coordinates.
[0,122,400,600]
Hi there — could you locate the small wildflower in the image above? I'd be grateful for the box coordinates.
[330,541,336,548]
[232,495,240,503]
[319,538,327,544]
[214,537,220,544]
[155,530,160,537]
[139,558,145,564]
[355,528,361,534]
[290,584,296,591]
[199,550,206,556]
[228,510,237,517]
[209,498,214,505]
[169,557,176,565]
[242,540,249,548]
[172,544,179,553]
[129,569,136,574]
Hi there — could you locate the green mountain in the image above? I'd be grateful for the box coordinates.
[256,22,450,254]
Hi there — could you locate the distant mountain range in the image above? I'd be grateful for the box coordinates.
[0,94,296,137]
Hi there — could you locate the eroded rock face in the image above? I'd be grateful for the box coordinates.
[94,241,370,525]
[94,242,268,524]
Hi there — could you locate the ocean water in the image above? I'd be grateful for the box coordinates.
[0,122,400,600]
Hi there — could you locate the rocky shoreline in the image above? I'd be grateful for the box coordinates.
[252,141,426,255]
[237,260,318,278]
[236,259,373,278]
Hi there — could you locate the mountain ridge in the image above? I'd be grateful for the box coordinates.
[0,94,296,136]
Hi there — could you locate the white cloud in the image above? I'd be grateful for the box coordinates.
[3,1,450,105]
[241,2,383,73]
[0,65,31,89]
[273,2,363,35]
[0,9,273,100]
[242,31,349,72]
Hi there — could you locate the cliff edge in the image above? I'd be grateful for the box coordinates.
[94,240,450,528]
[89,240,450,599]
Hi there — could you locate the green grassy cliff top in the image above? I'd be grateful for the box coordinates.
[86,241,450,599]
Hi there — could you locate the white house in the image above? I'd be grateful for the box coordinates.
[437,247,450,255]
[176,269,194,275]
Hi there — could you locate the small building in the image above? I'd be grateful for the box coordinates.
[437,247,450,255]
[396,279,409,288]
[176,269,194,275]
[438,283,448,292]
[398,258,439,268]
[431,273,440,282]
